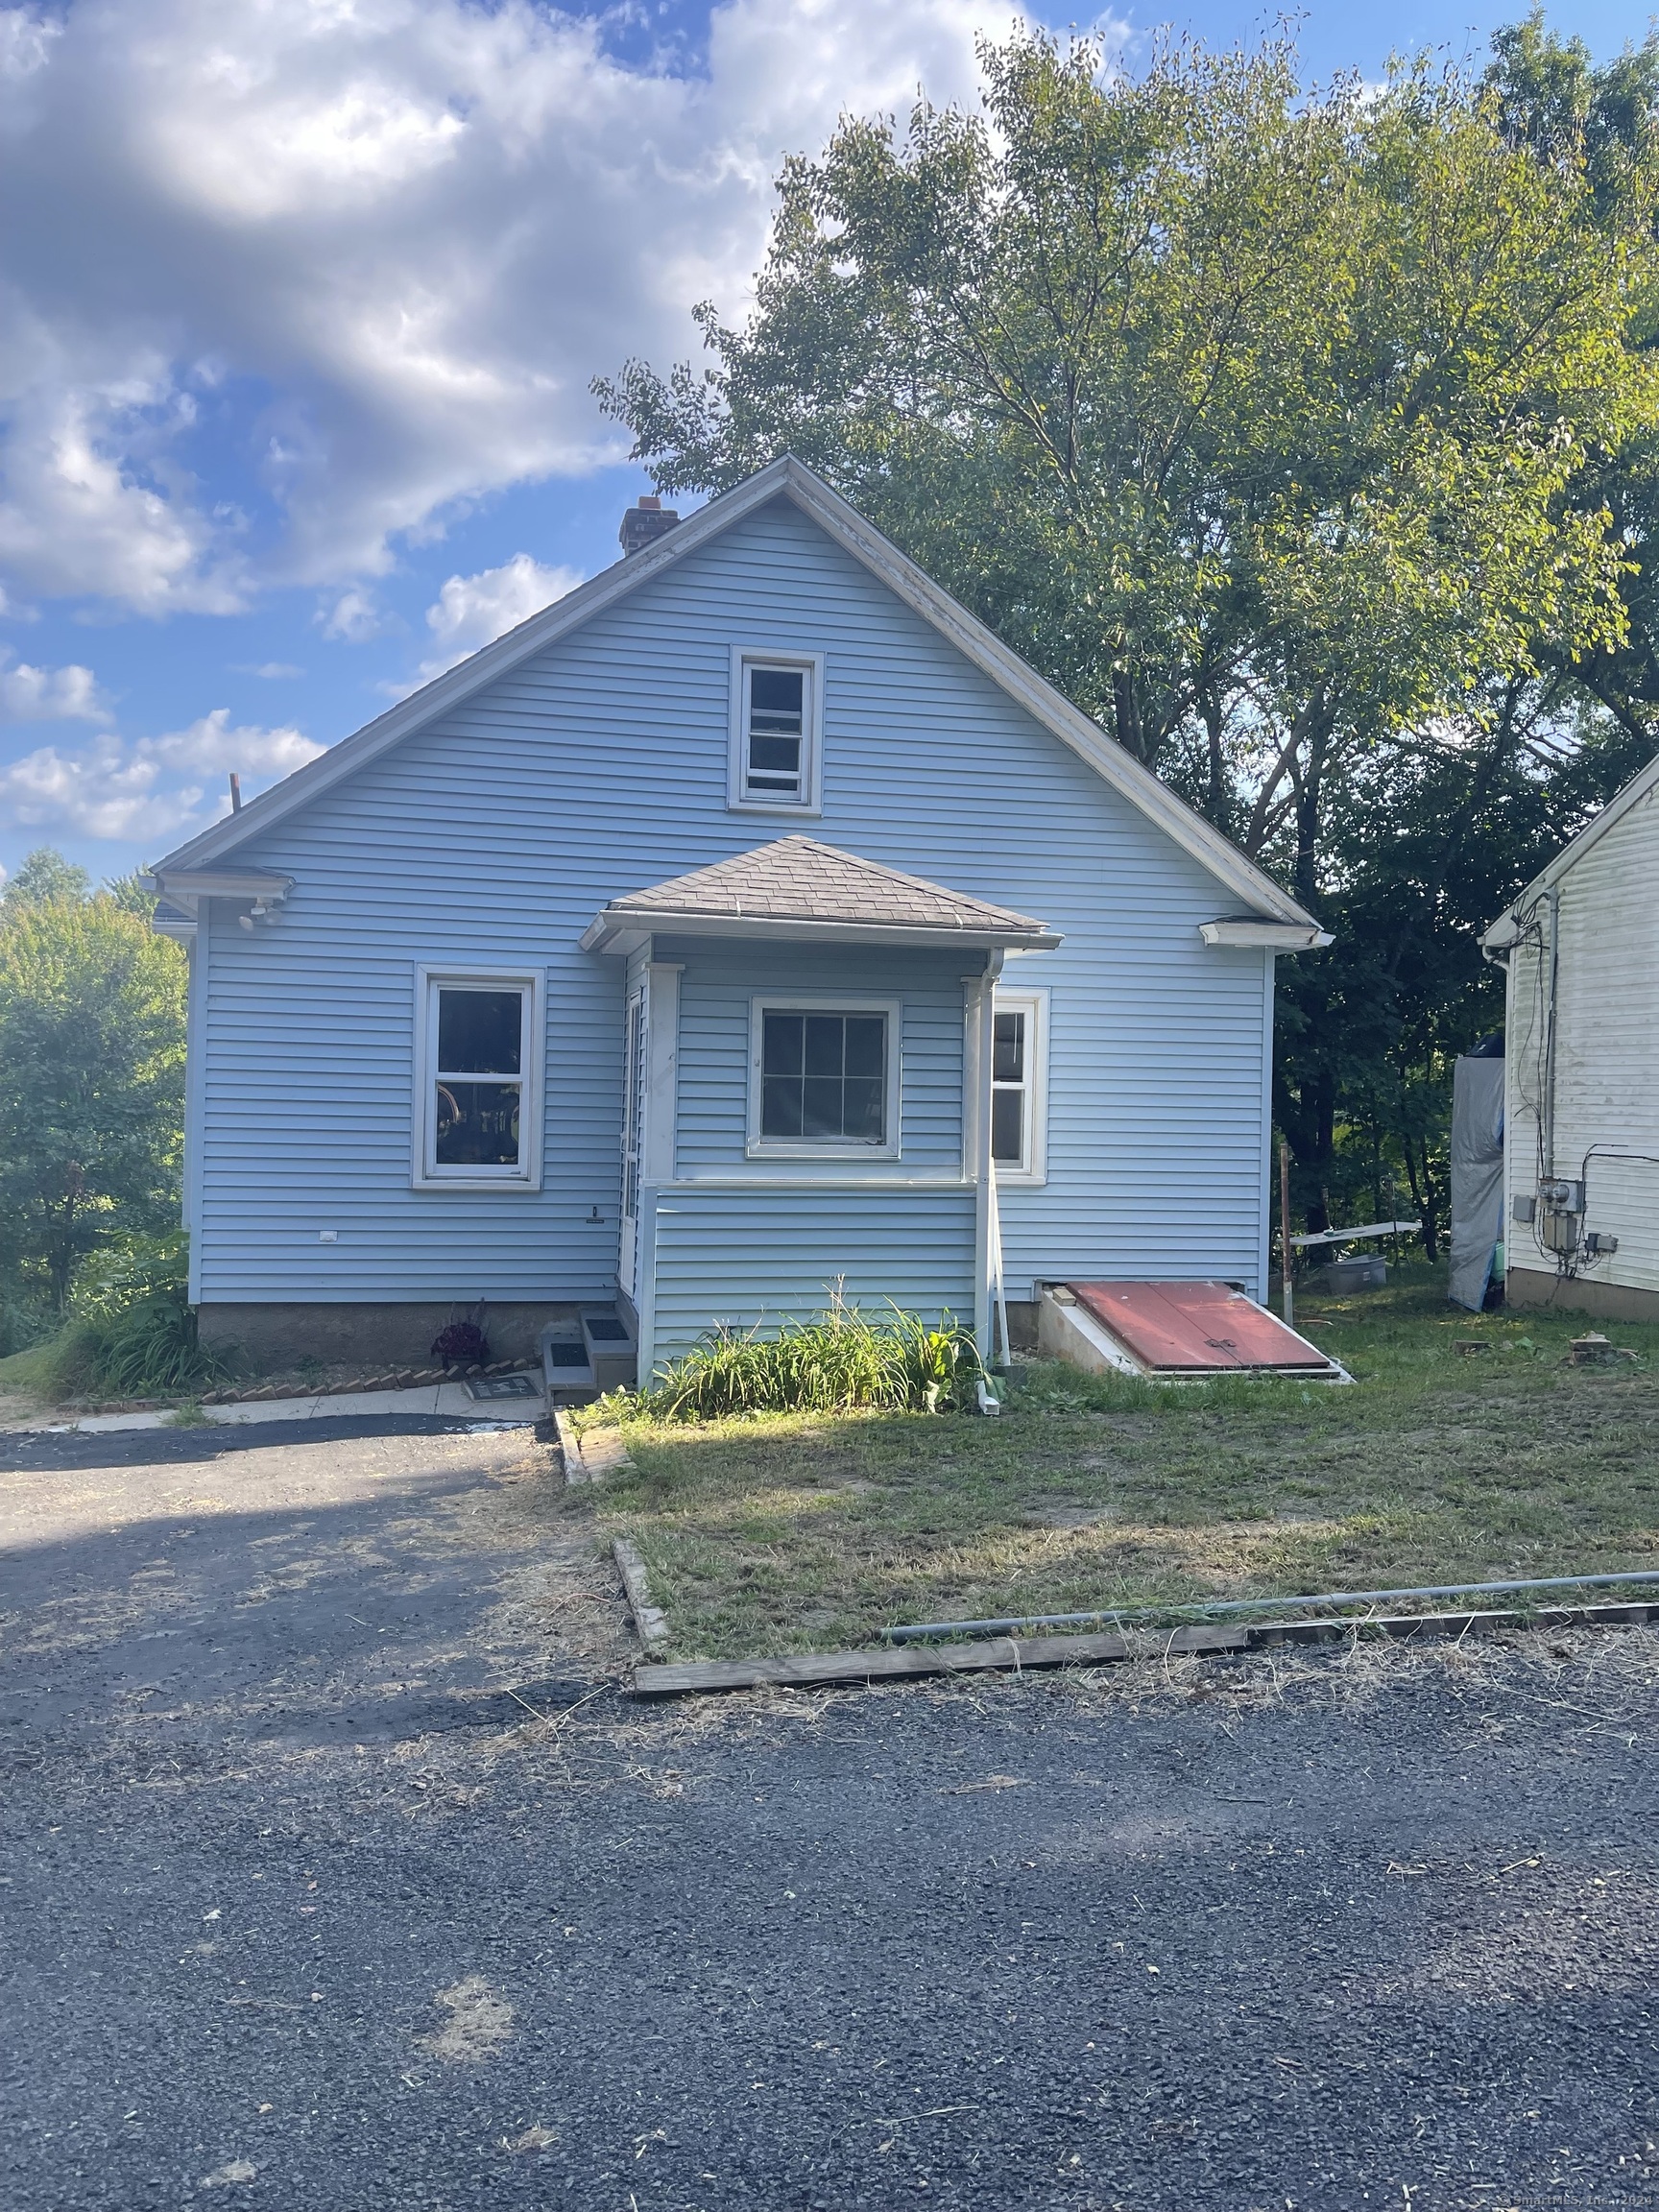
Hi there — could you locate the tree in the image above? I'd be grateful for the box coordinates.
[3,848,92,907]
[0,878,187,1310]
[599,21,1659,1241]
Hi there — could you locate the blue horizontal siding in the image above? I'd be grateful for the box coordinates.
[648,1188,978,1365]
[196,493,1272,1308]
[663,935,967,1174]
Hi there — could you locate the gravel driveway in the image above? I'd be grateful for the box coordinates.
[1,1419,1655,2211]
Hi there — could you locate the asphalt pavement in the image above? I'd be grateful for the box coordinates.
[1,1417,1655,2211]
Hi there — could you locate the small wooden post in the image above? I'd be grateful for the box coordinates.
[1279,1140,1294,1329]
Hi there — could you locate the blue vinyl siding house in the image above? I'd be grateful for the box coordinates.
[146,458,1326,1379]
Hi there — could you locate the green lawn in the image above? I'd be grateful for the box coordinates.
[584,1267,1659,1660]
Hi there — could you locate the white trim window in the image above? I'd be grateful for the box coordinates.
[747,995,901,1158]
[413,966,543,1190]
[729,648,825,813]
[990,986,1048,1185]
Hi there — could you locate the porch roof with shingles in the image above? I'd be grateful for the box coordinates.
[582,836,1060,951]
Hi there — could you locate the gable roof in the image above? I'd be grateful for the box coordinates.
[580,835,1060,953]
[1483,748,1659,946]
[150,456,1314,928]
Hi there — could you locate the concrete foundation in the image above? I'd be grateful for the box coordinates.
[1004,1301,1039,1355]
[198,1301,586,1373]
[1505,1268,1659,1325]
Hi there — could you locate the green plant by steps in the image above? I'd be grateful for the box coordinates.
[604,1299,983,1423]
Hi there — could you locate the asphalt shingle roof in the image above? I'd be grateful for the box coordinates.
[605,837,1050,935]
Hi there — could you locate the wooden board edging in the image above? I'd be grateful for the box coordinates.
[631,1600,1659,1698]
[632,1631,1132,1697]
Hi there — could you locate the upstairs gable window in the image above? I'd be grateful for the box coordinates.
[730,650,824,813]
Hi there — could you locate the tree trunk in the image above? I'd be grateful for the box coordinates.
[1199,690,1228,829]
[47,1165,84,1311]
[1112,669,1144,762]
[1399,1136,1439,1262]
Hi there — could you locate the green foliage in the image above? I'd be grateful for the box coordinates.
[71,1230,191,1323]
[604,1301,983,1423]
[598,18,1659,1247]
[1,1233,224,1403]
[3,848,92,906]
[0,864,187,1309]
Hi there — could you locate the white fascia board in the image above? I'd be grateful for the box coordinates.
[1488,749,1659,934]
[146,868,295,902]
[149,451,1315,933]
[1199,919,1333,950]
[581,907,1062,954]
[1480,910,1524,952]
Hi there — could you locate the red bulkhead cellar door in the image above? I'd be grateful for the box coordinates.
[1067,1281,1334,1372]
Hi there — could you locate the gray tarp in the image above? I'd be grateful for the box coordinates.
[1448,1055,1505,1310]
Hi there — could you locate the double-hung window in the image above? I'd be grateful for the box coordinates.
[748,998,900,1158]
[729,649,823,812]
[989,987,1048,1185]
[414,967,542,1190]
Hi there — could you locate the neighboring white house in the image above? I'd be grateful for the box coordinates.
[1483,750,1659,1320]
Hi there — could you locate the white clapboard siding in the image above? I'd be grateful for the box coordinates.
[1506,782,1659,1293]
[197,495,1274,1309]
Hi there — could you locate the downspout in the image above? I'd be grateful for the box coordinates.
[967,951,1004,1368]
[636,957,683,1387]
[1542,885,1561,1180]
[987,1150,1009,1370]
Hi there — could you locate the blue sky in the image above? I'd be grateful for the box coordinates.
[0,0,1647,885]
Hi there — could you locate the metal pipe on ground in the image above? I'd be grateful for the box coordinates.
[884,1567,1659,1645]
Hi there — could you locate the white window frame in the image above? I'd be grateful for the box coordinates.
[990,985,1048,1187]
[746,993,902,1160]
[412,964,543,1191]
[728,647,825,815]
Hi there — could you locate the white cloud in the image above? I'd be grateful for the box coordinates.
[0,361,249,613]
[0,709,323,841]
[418,553,582,679]
[0,648,110,722]
[321,589,388,642]
[0,0,1018,613]
[233,661,303,679]
[140,707,322,779]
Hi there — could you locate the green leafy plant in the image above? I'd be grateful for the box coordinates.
[0,1232,226,1403]
[608,1297,984,1423]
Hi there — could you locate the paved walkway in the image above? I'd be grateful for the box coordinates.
[10,1378,547,1436]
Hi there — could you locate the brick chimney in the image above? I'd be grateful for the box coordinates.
[618,493,680,557]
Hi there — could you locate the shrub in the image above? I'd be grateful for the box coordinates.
[622,1299,982,1422]
[0,1232,225,1403]
[430,1319,491,1367]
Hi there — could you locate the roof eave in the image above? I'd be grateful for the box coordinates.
[581,908,1064,956]
[141,867,296,920]
[1199,919,1333,950]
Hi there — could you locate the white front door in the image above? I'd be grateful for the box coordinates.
[618,987,645,1298]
